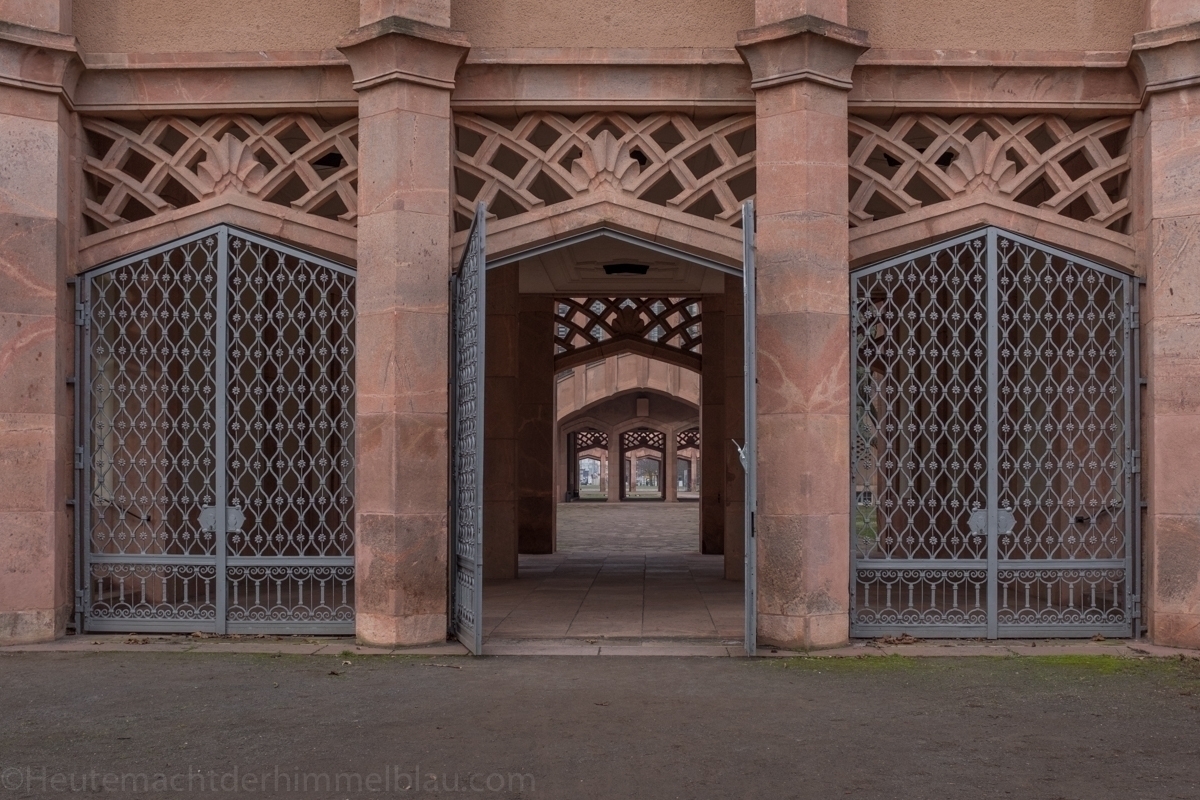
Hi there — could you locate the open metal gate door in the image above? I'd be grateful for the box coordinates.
[850,228,1137,638]
[77,226,357,633]
[450,204,486,654]
[741,201,758,656]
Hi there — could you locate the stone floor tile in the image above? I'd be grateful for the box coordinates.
[483,503,744,645]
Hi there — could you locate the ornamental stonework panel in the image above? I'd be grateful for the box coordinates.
[554,297,702,369]
[453,112,755,232]
[848,115,1132,235]
[81,115,359,237]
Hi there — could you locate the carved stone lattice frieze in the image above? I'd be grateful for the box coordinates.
[81,115,359,236]
[621,428,666,452]
[453,112,755,232]
[554,297,702,368]
[677,427,700,449]
[848,115,1132,234]
[574,429,609,450]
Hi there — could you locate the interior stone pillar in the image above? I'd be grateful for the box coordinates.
[737,14,867,649]
[483,265,518,579]
[607,432,622,503]
[517,295,555,553]
[700,292,726,553]
[339,16,468,645]
[664,430,678,502]
[723,276,745,580]
[0,16,77,645]
[1132,11,1200,649]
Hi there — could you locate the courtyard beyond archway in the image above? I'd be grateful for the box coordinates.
[483,504,742,643]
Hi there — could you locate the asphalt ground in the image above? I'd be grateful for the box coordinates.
[2,652,1199,799]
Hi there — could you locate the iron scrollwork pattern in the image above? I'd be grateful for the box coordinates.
[993,237,1130,628]
[80,226,356,632]
[450,207,486,652]
[224,234,357,627]
[851,228,1134,637]
[84,236,221,624]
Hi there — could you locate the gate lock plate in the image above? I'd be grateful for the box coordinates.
[968,508,1015,536]
[198,506,245,533]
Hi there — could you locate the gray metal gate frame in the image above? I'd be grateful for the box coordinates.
[741,200,758,657]
[450,203,486,654]
[850,227,1140,639]
[74,225,357,634]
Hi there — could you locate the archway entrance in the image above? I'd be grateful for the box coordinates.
[449,205,756,653]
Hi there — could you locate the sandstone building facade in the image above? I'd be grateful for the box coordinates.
[2,0,1198,653]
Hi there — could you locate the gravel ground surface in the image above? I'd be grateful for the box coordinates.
[2,652,1199,799]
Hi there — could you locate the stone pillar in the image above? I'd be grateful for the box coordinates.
[607,433,622,503]
[737,13,867,649]
[723,276,745,581]
[700,292,726,552]
[0,15,77,644]
[338,15,468,645]
[664,430,678,502]
[517,295,555,553]
[1132,9,1200,648]
[483,265,518,579]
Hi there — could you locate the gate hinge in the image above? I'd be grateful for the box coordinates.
[74,301,88,327]
[1131,593,1142,620]
[74,446,84,470]
[1126,304,1140,331]
[1128,449,1142,475]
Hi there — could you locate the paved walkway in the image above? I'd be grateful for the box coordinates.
[484,503,741,644]
[555,501,700,552]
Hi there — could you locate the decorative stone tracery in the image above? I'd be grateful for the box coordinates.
[554,297,702,371]
[81,114,359,236]
[848,114,1132,234]
[453,112,755,232]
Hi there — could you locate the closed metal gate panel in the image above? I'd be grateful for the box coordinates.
[450,204,486,654]
[850,228,1137,638]
[78,226,356,633]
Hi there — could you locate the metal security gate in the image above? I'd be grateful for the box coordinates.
[741,200,758,655]
[851,228,1138,638]
[77,226,356,633]
[450,204,486,654]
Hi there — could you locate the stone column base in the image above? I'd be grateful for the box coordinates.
[758,611,849,651]
[0,606,69,646]
[356,612,448,647]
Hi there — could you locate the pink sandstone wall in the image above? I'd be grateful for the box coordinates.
[450,0,753,49]
[71,0,358,53]
[848,0,1143,52]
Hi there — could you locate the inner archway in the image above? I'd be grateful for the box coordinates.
[476,227,748,647]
